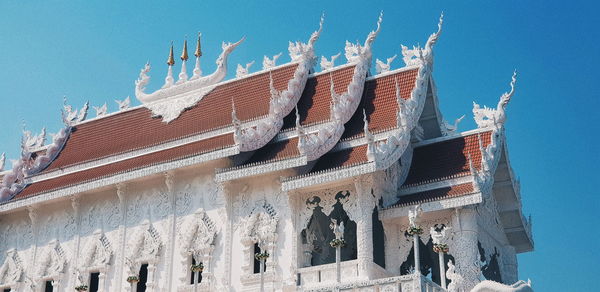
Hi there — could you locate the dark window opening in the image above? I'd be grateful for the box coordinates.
[136,263,149,292]
[301,192,358,267]
[372,205,386,268]
[4,288,12,292]
[89,272,99,292]
[190,257,204,284]
[253,243,266,274]
[479,242,502,283]
[400,224,454,287]
[44,281,53,292]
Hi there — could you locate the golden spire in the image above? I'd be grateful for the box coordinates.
[194,32,202,57]
[167,42,175,66]
[180,39,189,61]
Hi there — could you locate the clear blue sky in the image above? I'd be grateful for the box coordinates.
[0,1,597,290]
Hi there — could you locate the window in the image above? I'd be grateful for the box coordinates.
[89,272,100,292]
[253,243,266,274]
[44,281,53,292]
[189,257,203,285]
[136,264,149,292]
[4,288,12,292]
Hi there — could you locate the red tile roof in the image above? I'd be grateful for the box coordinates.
[15,134,234,200]
[43,64,298,172]
[392,183,475,207]
[403,130,493,187]
[282,65,357,130]
[310,144,369,173]
[243,137,301,165]
[343,68,419,139]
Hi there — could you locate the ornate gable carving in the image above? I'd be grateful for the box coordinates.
[80,230,112,271]
[179,209,217,257]
[37,239,67,280]
[126,220,162,272]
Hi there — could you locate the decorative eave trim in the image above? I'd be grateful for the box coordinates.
[411,127,494,148]
[0,146,238,214]
[380,192,482,221]
[366,64,421,81]
[281,162,376,191]
[398,175,473,196]
[215,155,307,182]
[28,131,237,184]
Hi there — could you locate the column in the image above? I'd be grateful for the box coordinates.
[354,177,376,280]
[451,207,480,291]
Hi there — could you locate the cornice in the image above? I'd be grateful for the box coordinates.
[0,146,238,214]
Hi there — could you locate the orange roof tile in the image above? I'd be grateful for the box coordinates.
[343,68,419,139]
[15,134,234,200]
[282,65,357,129]
[43,64,298,172]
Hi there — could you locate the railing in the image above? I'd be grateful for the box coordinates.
[298,272,445,292]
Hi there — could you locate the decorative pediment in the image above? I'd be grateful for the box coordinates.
[80,230,112,270]
[0,249,23,286]
[240,201,279,247]
[126,220,162,270]
[37,239,67,280]
[179,209,217,257]
[135,37,245,123]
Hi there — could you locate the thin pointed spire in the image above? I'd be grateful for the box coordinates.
[195,32,202,58]
[167,42,175,66]
[181,39,189,61]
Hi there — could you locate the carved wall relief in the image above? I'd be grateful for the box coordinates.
[0,249,24,289]
[177,208,217,290]
[239,201,279,283]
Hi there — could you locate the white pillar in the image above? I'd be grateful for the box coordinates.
[452,207,480,291]
[438,252,446,289]
[336,244,341,283]
[413,234,421,274]
[146,263,157,292]
[354,176,376,280]
[259,258,265,292]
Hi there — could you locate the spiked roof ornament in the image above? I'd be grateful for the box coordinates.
[180,39,189,61]
[167,42,175,66]
[194,32,202,57]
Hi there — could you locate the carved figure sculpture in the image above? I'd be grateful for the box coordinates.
[62,97,89,126]
[236,61,255,78]
[446,260,465,292]
[375,54,397,74]
[262,53,282,70]
[115,96,131,111]
[473,71,517,128]
[330,219,345,240]
[320,53,341,71]
[93,103,108,117]
[408,204,422,228]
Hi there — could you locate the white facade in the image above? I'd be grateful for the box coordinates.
[0,13,533,292]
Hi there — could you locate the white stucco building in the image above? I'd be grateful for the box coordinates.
[0,13,533,292]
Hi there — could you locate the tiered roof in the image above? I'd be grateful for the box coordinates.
[0,13,530,253]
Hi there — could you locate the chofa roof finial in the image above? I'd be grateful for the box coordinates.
[167,41,175,66]
[195,32,202,58]
[180,38,189,61]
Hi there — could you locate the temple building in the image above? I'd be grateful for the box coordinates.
[0,13,534,292]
